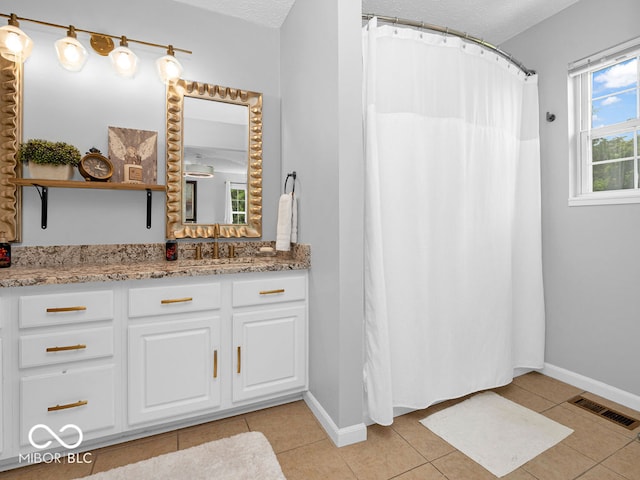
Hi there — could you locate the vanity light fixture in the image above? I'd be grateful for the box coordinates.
[109,36,138,78]
[54,26,88,72]
[0,12,191,81]
[156,45,183,85]
[184,164,214,179]
[0,13,33,63]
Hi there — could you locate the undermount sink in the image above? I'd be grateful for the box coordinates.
[174,257,260,267]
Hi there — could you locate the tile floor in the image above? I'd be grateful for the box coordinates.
[0,372,639,479]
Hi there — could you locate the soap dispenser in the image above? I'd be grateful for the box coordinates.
[165,233,177,261]
[0,232,10,268]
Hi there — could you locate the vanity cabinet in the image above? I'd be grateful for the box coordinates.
[0,269,308,467]
[127,273,308,425]
[127,282,222,425]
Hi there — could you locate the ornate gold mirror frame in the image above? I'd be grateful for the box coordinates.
[0,57,22,242]
[166,80,262,239]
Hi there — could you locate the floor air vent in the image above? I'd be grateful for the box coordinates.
[569,396,640,430]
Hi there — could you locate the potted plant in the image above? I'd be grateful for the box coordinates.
[18,139,81,180]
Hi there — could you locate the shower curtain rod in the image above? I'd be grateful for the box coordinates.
[362,13,535,76]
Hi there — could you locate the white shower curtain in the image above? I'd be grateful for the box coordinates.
[363,18,545,426]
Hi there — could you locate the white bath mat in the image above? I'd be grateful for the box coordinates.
[420,391,573,477]
[83,432,285,480]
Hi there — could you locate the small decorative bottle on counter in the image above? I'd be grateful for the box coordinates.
[0,232,10,268]
[165,233,177,261]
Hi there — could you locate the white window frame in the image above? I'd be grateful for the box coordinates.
[229,182,247,224]
[569,37,640,206]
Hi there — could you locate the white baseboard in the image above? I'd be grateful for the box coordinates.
[303,391,367,447]
[543,363,640,412]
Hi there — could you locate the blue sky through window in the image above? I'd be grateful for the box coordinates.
[591,58,638,128]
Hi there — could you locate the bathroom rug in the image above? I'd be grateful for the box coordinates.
[420,391,573,477]
[83,431,285,480]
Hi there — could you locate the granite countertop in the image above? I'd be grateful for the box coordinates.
[0,242,310,288]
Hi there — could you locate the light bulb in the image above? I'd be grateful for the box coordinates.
[109,36,137,78]
[54,27,88,72]
[156,46,183,84]
[5,31,22,53]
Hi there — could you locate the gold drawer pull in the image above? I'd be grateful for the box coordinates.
[259,289,285,295]
[46,344,87,353]
[213,350,218,379]
[237,346,241,374]
[47,400,88,412]
[46,306,87,313]
[161,297,193,304]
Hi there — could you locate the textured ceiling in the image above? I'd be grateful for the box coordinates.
[172,0,579,44]
[172,0,297,28]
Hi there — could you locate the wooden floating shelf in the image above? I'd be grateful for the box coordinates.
[12,179,166,192]
[11,179,166,229]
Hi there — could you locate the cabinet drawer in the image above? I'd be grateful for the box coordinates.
[233,275,306,307]
[19,290,114,328]
[20,365,116,447]
[20,327,114,368]
[128,282,221,318]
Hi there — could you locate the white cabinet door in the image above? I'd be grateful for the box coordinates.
[232,306,306,403]
[128,316,221,425]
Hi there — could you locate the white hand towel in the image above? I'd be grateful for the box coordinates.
[276,193,293,251]
[291,194,298,244]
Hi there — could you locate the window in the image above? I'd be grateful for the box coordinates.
[569,38,640,205]
[229,183,247,224]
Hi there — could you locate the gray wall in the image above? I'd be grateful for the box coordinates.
[5,0,280,245]
[503,0,640,396]
[281,0,365,428]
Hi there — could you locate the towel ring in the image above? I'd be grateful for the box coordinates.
[284,171,296,194]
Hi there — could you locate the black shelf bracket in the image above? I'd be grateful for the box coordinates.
[146,189,152,229]
[34,185,48,229]
[30,185,155,230]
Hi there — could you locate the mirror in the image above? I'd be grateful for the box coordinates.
[0,56,23,242]
[166,80,262,239]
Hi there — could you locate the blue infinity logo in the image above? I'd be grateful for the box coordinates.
[28,424,83,450]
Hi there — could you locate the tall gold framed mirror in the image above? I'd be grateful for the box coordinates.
[165,80,262,239]
[0,56,22,242]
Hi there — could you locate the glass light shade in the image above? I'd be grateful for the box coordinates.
[55,35,88,72]
[109,45,138,77]
[0,24,33,63]
[156,54,183,84]
[184,164,214,178]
